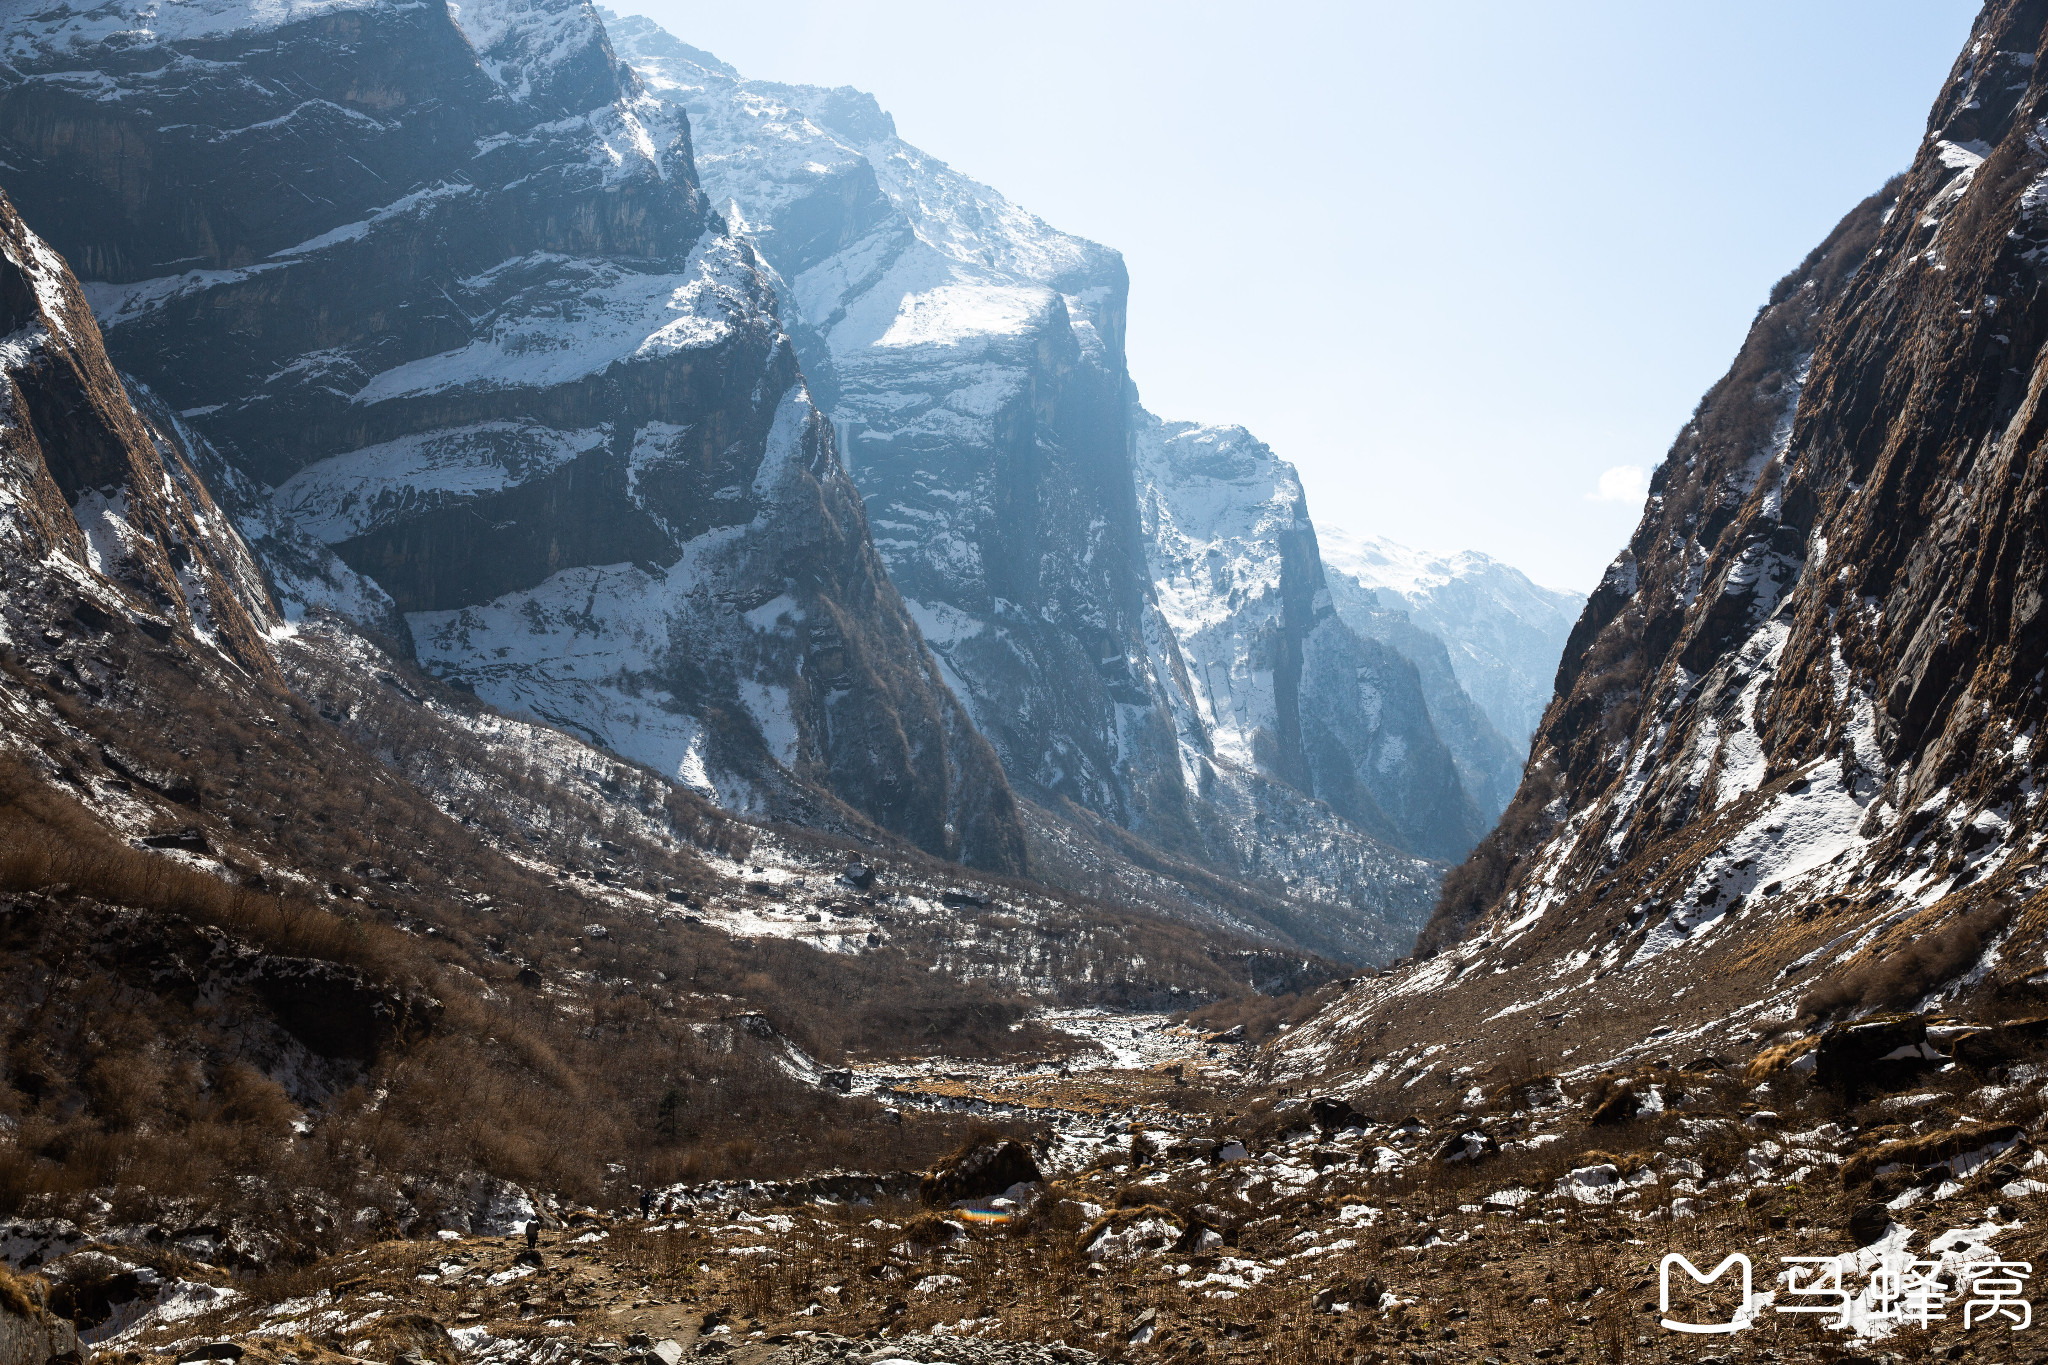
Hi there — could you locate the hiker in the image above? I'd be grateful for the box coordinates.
[525,1218,540,1250]
[638,1189,652,1218]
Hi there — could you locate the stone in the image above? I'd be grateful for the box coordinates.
[1848,1203,1891,1248]
[921,1139,1042,1206]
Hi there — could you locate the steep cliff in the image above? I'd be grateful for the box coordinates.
[1132,414,1484,864]
[0,183,279,675]
[1276,0,2048,1090]
[604,16,1190,835]
[1,0,1024,869]
[603,16,1482,920]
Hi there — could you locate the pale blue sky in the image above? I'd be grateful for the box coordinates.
[611,1,1979,591]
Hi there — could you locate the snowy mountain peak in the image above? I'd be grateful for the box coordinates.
[1317,525,1582,745]
[447,0,619,109]
[1317,527,1559,602]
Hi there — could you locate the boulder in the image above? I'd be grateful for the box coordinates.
[920,1138,1042,1206]
[1814,1015,1939,1093]
[1586,1085,1639,1125]
[1434,1130,1500,1163]
[1952,1017,2048,1071]
[1308,1095,1364,1131]
[1848,1203,1891,1247]
[0,1266,78,1365]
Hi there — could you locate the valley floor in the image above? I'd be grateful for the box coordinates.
[33,1009,2048,1365]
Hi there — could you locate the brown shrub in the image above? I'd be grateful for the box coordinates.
[1798,906,2010,1021]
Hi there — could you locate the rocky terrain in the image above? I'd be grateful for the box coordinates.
[29,0,2048,1359]
[24,993,2048,1365]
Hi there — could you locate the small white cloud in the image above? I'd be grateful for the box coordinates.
[1589,465,1647,504]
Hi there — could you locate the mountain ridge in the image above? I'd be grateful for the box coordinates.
[1271,0,2048,1106]
[601,16,1537,942]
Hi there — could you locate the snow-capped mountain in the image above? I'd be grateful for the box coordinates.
[1132,414,1483,863]
[604,14,1488,893]
[0,0,1577,959]
[2,0,1024,870]
[604,15,1186,834]
[1317,527,1583,748]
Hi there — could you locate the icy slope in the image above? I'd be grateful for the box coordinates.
[1318,526,1582,746]
[1,0,1024,870]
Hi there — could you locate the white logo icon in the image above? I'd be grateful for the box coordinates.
[1660,1253,1753,1334]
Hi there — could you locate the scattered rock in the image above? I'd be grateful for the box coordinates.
[922,1138,1042,1206]
[1848,1203,1891,1247]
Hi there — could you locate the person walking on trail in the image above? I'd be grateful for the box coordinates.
[525,1219,540,1250]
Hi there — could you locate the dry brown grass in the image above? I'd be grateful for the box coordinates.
[0,1261,45,1318]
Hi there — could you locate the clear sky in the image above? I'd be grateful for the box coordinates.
[609,0,1979,592]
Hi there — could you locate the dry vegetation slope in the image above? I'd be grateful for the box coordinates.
[45,1012,2048,1365]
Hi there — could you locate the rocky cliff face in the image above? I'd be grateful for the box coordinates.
[1278,0,2048,1089]
[1132,414,1484,864]
[0,183,279,676]
[603,16,1483,923]
[605,17,1188,835]
[0,0,1024,870]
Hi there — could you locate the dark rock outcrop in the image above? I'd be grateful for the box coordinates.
[0,184,278,676]
[0,1264,77,1365]
[920,1138,1041,1206]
